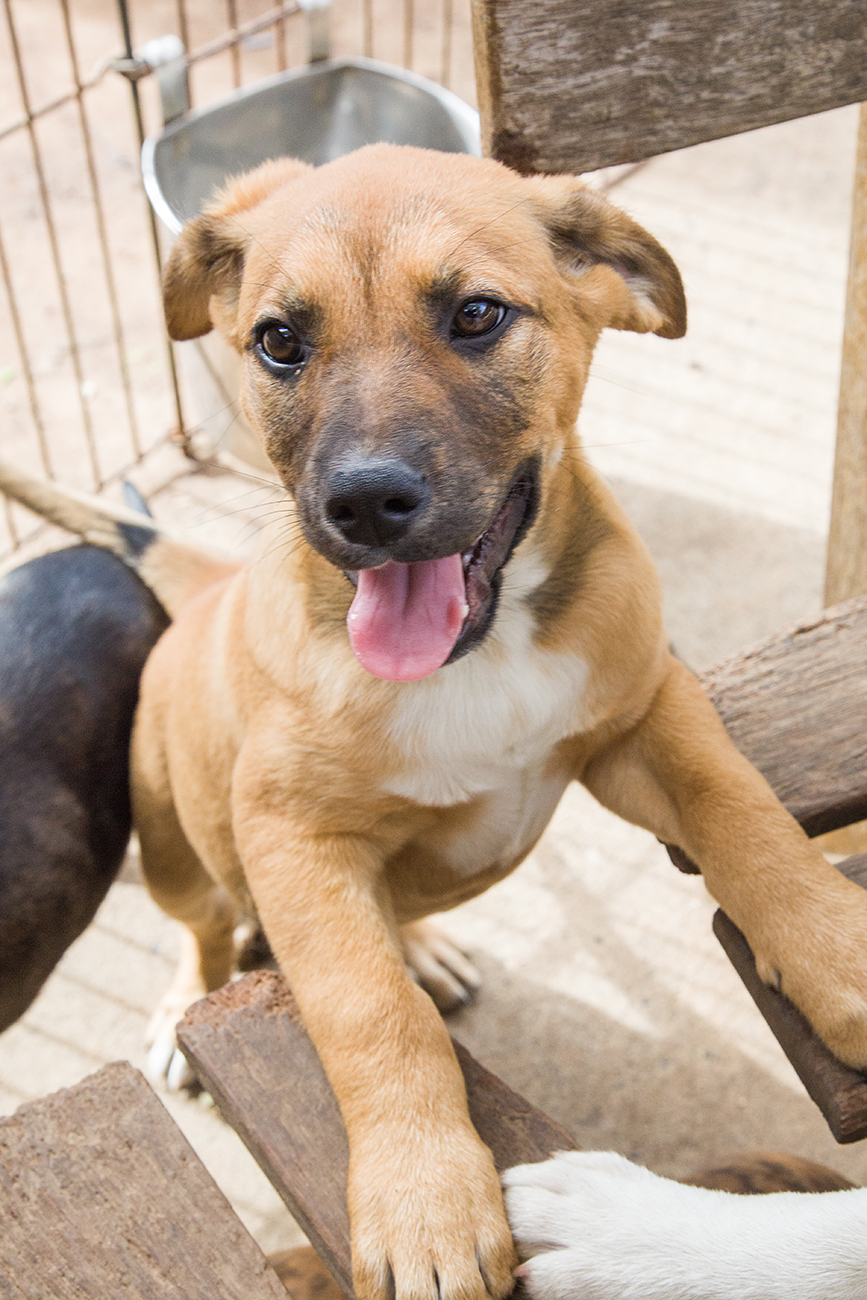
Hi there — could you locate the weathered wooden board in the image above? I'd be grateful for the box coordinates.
[700,595,867,837]
[826,102,867,607]
[0,1060,287,1300]
[675,616,867,1142]
[714,849,867,1143]
[178,971,580,1299]
[471,0,867,174]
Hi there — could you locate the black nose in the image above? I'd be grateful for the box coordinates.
[325,459,429,548]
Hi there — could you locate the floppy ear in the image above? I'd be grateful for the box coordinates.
[526,175,686,339]
[163,157,313,341]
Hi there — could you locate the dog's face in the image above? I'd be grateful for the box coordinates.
[164,146,684,679]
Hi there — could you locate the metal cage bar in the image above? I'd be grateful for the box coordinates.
[225,0,242,89]
[58,0,142,463]
[403,0,413,69]
[0,0,469,557]
[3,0,101,486]
[0,215,51,481]
[115,0,189,454]
[179,2,302,70]
[441,0,453,88]
[362,0,373,58]
[0,69,109,146]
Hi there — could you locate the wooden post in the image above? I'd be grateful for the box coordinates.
[177,971,581,1298]
[825,103,867,606]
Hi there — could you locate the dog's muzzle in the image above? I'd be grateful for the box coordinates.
[345,458,539,682]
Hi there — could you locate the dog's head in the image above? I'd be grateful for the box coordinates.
[164,145,684,680]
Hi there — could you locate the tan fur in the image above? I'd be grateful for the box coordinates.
[8,143,867,1300]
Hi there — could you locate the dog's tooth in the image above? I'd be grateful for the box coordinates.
[459,602,469,619]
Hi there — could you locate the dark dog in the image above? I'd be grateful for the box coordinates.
[0,544,168,1031]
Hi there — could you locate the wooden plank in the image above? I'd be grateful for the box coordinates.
[826,102,867,607]
[664,855,867,1141]
[714,910,867,1144]
[0,1060,287,1300]
[699,595,867,837]
[177,971,580,1299]
[714,850,867,1144]
[178,973,353,1295]
[471,0,867,174]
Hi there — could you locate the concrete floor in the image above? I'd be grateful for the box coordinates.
[1,99,866,1257]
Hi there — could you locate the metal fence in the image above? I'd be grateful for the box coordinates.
[0,0,474,553]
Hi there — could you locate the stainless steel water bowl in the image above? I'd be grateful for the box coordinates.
[142,57,481,235]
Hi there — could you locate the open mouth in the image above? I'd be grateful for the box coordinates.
[345,458,539,681]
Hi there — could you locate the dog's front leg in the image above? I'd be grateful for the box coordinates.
[582,655,867,1069]
[232,788,515,1300]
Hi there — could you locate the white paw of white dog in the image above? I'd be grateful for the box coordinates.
[504,1151,664,1274]
[400,919,481,1013]
[503,1150,867,1300]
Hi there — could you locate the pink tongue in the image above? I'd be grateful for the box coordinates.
[347,553,466,681]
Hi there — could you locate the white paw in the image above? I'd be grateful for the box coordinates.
[504,1152,734,1300]
[503,1151,656,1257]
[145,994,199,1091]
[503,1152,867,1300]
[401,921,481,1013]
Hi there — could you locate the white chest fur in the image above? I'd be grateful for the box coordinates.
[382,549,591,811]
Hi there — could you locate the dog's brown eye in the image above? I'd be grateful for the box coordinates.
[451,299,506,339]
[258,323,306,368]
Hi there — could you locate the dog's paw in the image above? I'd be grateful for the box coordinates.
[749,872,867,1070]
[400,920,481,1013]
[349,1125,514,1300]
[504,1151,733,1300]
[144,990,199,1091]
[503,1151,656,1258]
[504,1151,867,1300]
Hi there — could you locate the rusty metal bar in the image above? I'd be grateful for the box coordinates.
[0,217,52,481]
[3,0,102,485]
[440,0,452,87]
[58,0,142,462]
[362,0,373,57]
[175,0,194,108]
[0,70,110,145]
[225,0,242,88]
[115,0,189,453]
[0,493,19,549]
[1,2,302,147]
[274,4,288,70]
[182,2,301,68]
[403,0,413,69]
[175,0,190,53]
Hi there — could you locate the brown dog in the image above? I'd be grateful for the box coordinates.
[4,143,867,1300]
